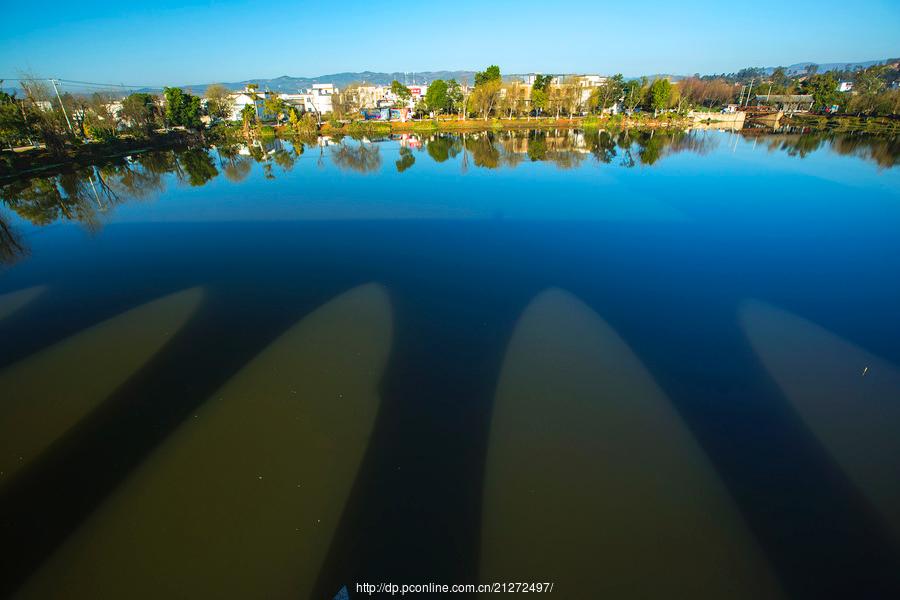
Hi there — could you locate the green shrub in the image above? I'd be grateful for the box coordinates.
[346,121,391,138]
[85,124,117,143]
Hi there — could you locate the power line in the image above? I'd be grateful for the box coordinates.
[0,77,164,90]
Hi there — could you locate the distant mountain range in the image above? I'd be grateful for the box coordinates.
[635,59,897,82]
[6,59,896,96]
[169,71,478,94]
[169,59,896,94]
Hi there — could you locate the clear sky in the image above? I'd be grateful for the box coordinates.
[2,0,898,87]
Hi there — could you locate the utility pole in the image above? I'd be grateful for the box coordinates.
[50,78,74,134]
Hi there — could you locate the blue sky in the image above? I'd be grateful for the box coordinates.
[2,0,898,86]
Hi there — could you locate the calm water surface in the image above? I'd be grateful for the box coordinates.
[1,129,900,599]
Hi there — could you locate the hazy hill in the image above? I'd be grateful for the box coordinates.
[7,59,896,96]
[172,71,477,94]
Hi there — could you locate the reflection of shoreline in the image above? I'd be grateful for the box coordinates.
[2,130,897,238]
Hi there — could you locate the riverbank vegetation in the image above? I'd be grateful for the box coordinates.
[2,60,898,175]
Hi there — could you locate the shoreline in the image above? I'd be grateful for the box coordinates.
[317,115,692,135]
[3,114,898,180]
[0,131,201,180]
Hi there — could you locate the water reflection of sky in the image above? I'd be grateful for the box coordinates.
[2,129,900,598]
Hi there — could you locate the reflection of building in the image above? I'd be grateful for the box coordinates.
[490,130,591,155]
[396,134,422,149]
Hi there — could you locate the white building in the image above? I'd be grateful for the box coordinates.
[299,84,337,116]
[838,81,853,92]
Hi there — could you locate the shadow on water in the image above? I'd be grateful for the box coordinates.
[0,287,204,488]
[741,300,900,537]
[0,265,386,596]
[479,288,783,598]
[0,284,45,322]
[2,221,900,598]
[14,283,393,599]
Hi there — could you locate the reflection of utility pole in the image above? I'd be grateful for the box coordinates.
[88,173,105,211]
[50,78,74,135]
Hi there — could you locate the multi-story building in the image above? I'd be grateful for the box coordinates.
[300,84,337,116]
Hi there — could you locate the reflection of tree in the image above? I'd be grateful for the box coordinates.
[395,147,416,173]
[527,131,547,162]
[426,136,462,163]
[637,132,665,166]
[547,149,586,170]
[272,149,296,173]
[218,146,253,183]
[0,210,27,265]
[620,130,698,166]
[831,134,900,169]
[101,159,164,200]
[176,148,219,186]
[466,133,499,169]
[756,132,899,169]
[0,148,222,233]
[585,130,617,163]
[777,134,826,159]
[138,150,179,179]
[1,168,115,232]
[330,141,382,173]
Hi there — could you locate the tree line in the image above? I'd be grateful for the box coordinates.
[687,62,900,114]
[3,61,899,155]
[0,79,248,154]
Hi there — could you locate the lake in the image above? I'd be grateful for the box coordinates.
[1,128,900,599]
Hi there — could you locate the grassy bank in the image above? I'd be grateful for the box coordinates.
[311,114,692,136]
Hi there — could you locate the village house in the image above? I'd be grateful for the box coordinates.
[297,84,337,117]
[228,88,271,121]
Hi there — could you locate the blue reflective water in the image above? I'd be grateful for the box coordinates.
[1,129,899,599]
